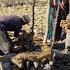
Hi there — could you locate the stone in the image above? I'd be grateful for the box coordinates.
[43,64,51,70]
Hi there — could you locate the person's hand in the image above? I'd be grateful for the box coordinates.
[19,32,23,36]
[60,20,67,28]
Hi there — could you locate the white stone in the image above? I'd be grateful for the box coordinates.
[43,64,51,70]
[49,61,53,66]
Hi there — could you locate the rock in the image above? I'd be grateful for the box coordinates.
[49,61,53,66]
[33,61,39,68]
[43,63,51,70]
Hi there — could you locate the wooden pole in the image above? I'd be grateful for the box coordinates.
[31,0,35,41]
[43,0,50,44]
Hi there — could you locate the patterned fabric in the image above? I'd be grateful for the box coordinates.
[47,0,55,41]
[47,0,64,41]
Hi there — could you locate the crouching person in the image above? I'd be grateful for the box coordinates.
[0,15,30,54]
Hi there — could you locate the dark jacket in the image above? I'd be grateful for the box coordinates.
[0,15,23,37]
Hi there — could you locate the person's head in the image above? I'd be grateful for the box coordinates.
[60,20,67,29]
[21,15,30,25]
